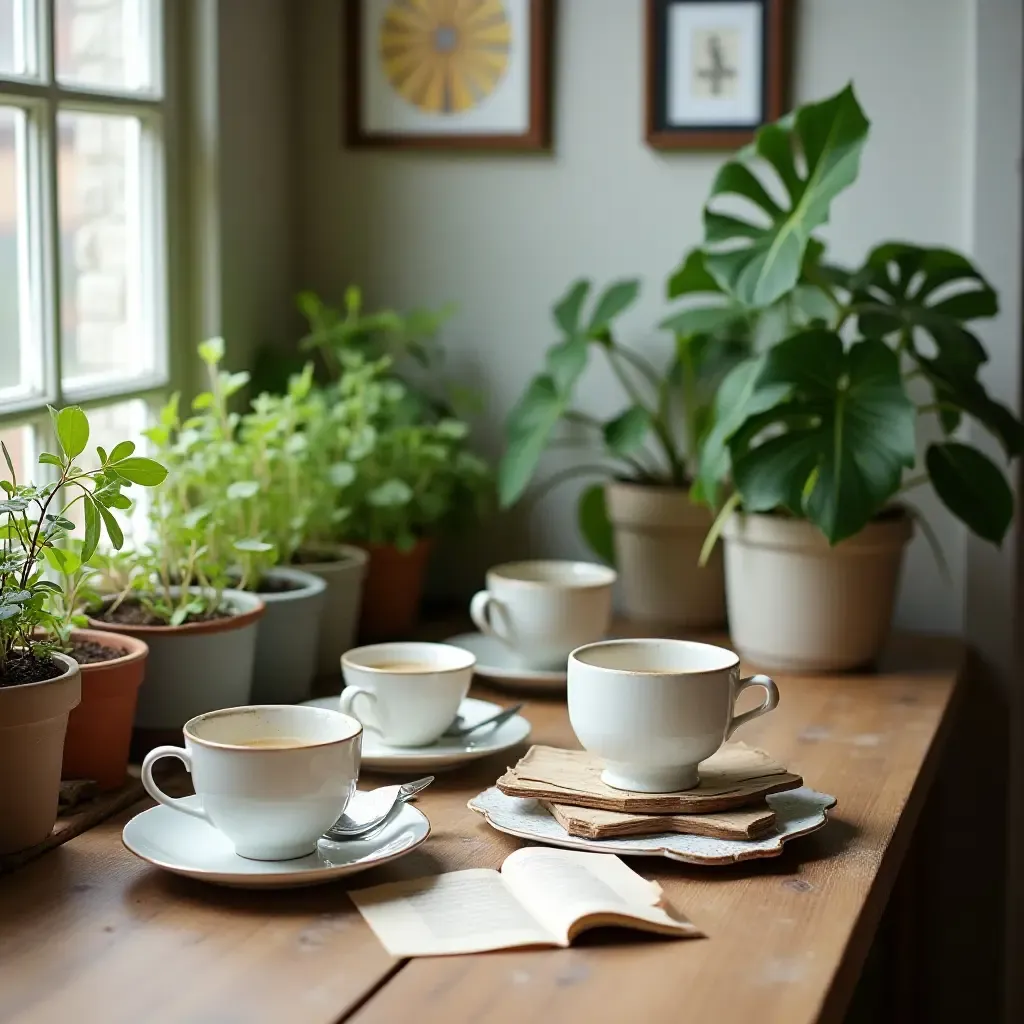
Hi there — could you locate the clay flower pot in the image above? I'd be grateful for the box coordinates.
[61,628,148,791]
[605,481,726,629]
[723,511,914,672]
[88,588,265,752]
[249,567,328,704]
[0,652,81,855]
[294,544,369,678]
[358,539,434,642]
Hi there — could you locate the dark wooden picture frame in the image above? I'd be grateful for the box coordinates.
[344,0,554,151]
[646,0,790,150]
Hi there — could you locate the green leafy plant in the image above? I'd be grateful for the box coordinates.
[0,407,166,676]
[693,84,1024,554]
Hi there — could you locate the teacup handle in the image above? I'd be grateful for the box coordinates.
[141,746,211,823]
[470,590,508,641]
[727,674,780,739]
[339,686,382,734]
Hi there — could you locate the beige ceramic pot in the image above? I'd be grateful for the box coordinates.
[0,652,81,855]
[605,481,726,629]
[722,511,914,672]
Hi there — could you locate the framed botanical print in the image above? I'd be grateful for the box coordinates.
[344,0,554,150]
[646,0,791,150]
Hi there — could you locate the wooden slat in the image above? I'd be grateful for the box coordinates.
[0,633,964,1024]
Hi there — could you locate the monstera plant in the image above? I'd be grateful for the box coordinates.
[691,83,1023,671]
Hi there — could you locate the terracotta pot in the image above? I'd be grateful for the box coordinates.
[358,539,434,641]
[250,567,328,704]
[604,481,726,629]
[61,628,148,791]
[723,511,914,672]
[294,544,369,677]
[0,652,81,855]
[88,588,265,752]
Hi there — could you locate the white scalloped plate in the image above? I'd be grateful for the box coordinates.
[468,786,837,865]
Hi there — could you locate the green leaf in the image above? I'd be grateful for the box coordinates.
[94,500,124,551]
[368,479,414,507]
[553,280,590,335]
[0,605,20,621]
[1,440,15,483]
[113,457,167,486]
[545,336,589,395]
[56,406,90,459]
[577,484,615,564]
[499,376,564,507]
[233,538,274,553]
[603,406,651,457]
[659,304,747,337]
[109,440,135,463]
[33,579,62,594]
[703,84,870,307]
[587,279,640,335]
[328,462,356,488]
[730,332,916,543]
[43,546,82,575]
[198,337,225,365]
[926,442,1013,544]
[226,480,260,500]
[37,453,62,468]
[82,497,101,562]
[96,445,108,465]
[666,249,722,299]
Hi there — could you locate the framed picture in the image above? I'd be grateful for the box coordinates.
[646,0,790,150]
[344,0,554,150]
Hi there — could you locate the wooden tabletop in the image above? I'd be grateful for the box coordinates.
[0,633,965,1024]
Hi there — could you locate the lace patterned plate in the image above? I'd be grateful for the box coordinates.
[468,786,837,865]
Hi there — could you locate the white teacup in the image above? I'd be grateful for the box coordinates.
[470,560,616,670]
[340,641,475,747]
[567,638,779,793]
[140,705,362,861]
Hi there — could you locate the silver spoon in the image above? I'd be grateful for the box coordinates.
[443,704,524,740]
[323,776,434,842]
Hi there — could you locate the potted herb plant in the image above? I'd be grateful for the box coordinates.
[1,407,165,852]
[498,268,763,627]
[693,84,1024,670]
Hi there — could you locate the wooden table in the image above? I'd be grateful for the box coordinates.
[0,633,965,1024]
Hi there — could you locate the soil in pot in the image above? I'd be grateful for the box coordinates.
[62,629,147,791]
[0,653,66,687]
[97,599,232,628]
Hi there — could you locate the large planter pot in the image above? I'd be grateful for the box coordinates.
[358,539,434,642]
[250,567,328,704]
[88,589,265,751]
[62,628,148,791]
[0,653,81,855]
[294,544,368,678]
[723,511,914,672]
[605,481,726,629]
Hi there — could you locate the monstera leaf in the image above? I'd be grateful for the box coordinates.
[730,330,916,543]
[577,483,616,564]
[702,85,870,308]
[926,441,1014,545]
[660,249,749,339]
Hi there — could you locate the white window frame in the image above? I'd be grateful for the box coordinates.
[0,0,176,439]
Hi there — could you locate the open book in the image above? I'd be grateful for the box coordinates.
[349,848,702,957]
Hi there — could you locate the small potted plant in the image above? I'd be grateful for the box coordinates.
[693,84,1024,670]
[0,407,165,853]
[498,268,766,627]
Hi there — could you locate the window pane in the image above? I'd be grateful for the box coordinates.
[0,105,42,403]
[58,110,160,391]
[55,0,160,94]
[0,0,29,77]
[0,423,34,483]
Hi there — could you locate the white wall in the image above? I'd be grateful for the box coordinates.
[293,0,995,630]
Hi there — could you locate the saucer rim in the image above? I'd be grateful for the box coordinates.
[443,632,567,685]
[122,797,430,883]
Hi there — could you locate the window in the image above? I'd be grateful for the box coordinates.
[0,0,170,535]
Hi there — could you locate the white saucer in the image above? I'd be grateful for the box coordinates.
[444,632,567,694]
[301,695,531,773]
[468,787,837,866]
[122,791,430,888]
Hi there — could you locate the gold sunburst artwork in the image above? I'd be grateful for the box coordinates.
[379,0,513,115]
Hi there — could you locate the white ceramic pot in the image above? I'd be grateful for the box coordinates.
[294,545,368,678]
[88,589,265,737]
[723,511,914,672]
[250,567,328,705]
[605,481,726,628]
[0,653,81,855]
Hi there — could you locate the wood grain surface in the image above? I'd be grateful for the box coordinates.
[0,632,964,1024]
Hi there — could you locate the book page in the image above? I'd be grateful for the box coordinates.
[349,869,556,956]
[501,848,701,945]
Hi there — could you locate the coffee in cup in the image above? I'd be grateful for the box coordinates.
[470,560,616,670]
[140,704,362,860]
[567,638,779,793]
[340,641,475,747]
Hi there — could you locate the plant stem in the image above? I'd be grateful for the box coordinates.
[899,474,929,493]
